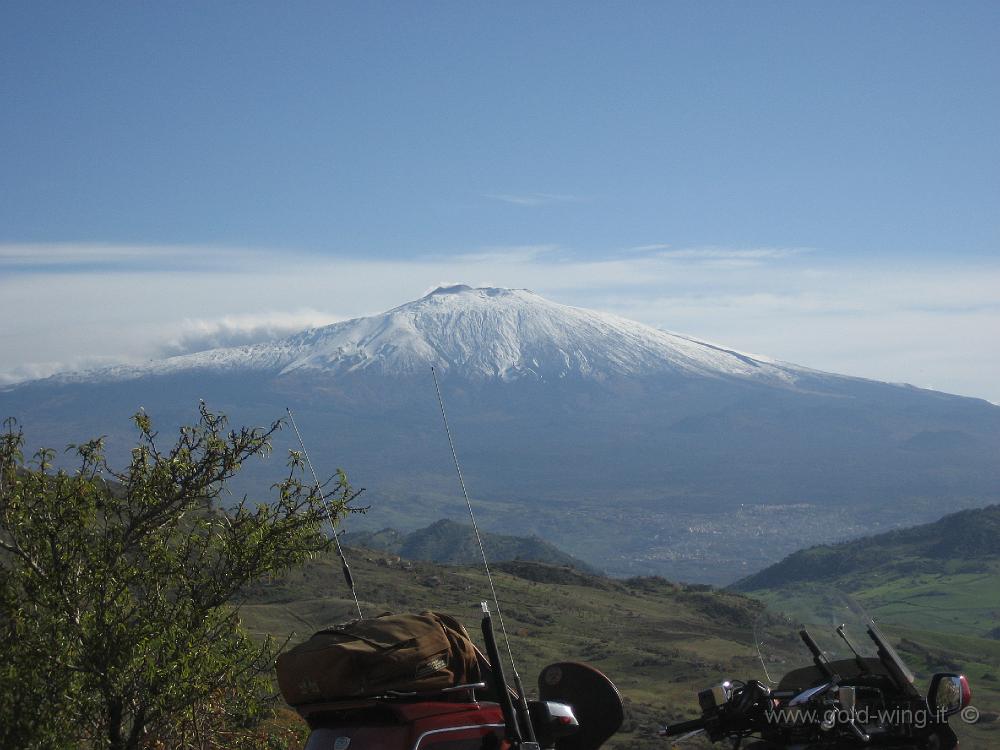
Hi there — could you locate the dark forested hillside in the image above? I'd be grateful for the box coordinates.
[347,518,599,572]
[732,504,1000,591]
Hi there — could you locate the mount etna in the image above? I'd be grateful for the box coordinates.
[4,285,998,583]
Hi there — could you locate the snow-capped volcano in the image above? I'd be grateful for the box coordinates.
[65,285,803,386]
[275,284,797,382]
[6,285,1000,584]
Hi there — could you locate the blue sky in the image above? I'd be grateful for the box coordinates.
[2,3,999,400]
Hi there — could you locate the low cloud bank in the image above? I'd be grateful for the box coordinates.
[158,311,342,357]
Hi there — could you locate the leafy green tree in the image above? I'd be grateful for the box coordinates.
[0,404,359,750]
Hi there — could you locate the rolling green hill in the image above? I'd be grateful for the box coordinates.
[242,543,999,748]
[733,504,1000,588]
[731,505,1000,748]
[346,518,600,573]
[732,504,1000,639]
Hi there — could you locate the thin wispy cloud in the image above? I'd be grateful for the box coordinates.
[0,243,277,274]
[626,244,809,262]
[656,247,808,260]
[445,244,560,264]
[483,192,584,207]
[627,244,672,253]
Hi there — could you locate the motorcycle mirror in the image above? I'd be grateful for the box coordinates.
[927,673,972,717]
[538,662,624,750]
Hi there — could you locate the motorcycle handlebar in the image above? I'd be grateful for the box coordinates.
[662,718,706,736]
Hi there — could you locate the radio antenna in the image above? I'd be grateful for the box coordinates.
[431,368,531,713]
[286,408,364,620]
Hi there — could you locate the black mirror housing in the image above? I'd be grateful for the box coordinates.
[528,700,579,748]
[537,661,624,750]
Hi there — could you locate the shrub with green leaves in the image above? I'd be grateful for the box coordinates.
[0,404,359,750]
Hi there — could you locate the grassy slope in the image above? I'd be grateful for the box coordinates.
[241,545,999,749]
[733,506,1000,748]
[242,547,771,749]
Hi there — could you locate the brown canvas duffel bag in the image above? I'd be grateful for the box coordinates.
[276,611,480,707]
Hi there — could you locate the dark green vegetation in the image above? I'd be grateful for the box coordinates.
[347,518,599,572]
[0,408,357,750]
[734,505,1000,748]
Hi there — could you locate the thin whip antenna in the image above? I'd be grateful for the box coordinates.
[286,408,363,620]
[431,368,526,694]
[754,633,777,686]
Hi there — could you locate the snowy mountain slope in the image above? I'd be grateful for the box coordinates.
[49,285,809,386]
[271,285,802,382]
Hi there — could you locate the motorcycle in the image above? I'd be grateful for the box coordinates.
[294,604,625,750]
[663,597,972,749]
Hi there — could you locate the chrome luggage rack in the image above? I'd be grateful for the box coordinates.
[295,682,489,719]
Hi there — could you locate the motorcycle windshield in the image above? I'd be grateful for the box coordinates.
[751,591,889,688]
